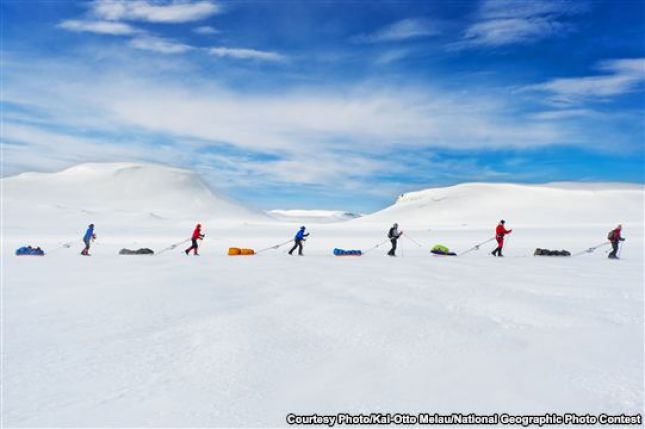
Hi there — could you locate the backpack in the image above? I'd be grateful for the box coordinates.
[607,230,614,240]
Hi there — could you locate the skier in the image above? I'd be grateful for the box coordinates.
[81,224,96,256]
[607,224,625,259]
[185,224,205,255]
[491,220,512,257]
[387,223,403,256]
[288,226,309,256]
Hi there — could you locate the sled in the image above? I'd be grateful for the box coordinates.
[430,244,456,256]
[15,246,45,256]
[431,250,457,256]
[333,248,362,256]
[228,247,255,256]
[119,248,155,255]
[533,248,571,257]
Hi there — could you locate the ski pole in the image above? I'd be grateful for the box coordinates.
[403,232,423,248]
[257,239,294,253]
[572,241,610,257]
[458,237,496,256]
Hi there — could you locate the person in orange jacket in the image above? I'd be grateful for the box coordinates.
[185,224,205,255]
[491,220,512,257]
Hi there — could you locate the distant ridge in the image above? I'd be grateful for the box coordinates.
[359,182,644,226]
[267,209,361,223]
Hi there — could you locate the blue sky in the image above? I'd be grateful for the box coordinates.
[1,0,644,212]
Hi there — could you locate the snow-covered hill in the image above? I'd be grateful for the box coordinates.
[267,209,361,223]
[2,163,268,229]
[360,182,644,227]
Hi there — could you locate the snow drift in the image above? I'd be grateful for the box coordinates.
[360,182,644,227]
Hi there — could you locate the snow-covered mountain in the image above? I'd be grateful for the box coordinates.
[2,162,268,227]
[359,182,644,227]
[267,209,361,223]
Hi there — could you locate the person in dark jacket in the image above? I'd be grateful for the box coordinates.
[491,220,512,257]
[608,224,625,259]
[81,224,96,256]
[185,224,205,255]
[289,226,309,256]
[387,223,403,256]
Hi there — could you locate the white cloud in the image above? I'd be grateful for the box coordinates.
[457,0,586,48]
[374,49,412,65]
[353,18,440,43]
[130,36,193,54]
[479,0,587,19]
[229,153,386,186]
[193,25,218,35]
[92,0,220,23]
[73,82,561,153]
[523,58,645,103]
[598,58,645,76]
[58,19,139,35]
[208,47,285,62]
[462,17,570,47]
[530,109,597,120]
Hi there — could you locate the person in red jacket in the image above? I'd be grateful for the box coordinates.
[185,224,205,255]
[491,220,512,257]
[607,224,625,259]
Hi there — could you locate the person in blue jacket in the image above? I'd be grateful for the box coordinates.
[81,224,96,256]
[288,226,309,256]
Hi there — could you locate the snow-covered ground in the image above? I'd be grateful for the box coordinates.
[2,163,643,427]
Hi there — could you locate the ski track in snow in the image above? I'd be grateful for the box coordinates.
[2,225,643,427]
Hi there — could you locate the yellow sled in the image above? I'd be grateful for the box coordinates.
[228,247,255,256]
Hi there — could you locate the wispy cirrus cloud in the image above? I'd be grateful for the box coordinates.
[374,49,412,65]
[56,4,286,62]
[530,109,597,121]
[523,58,645,103]
[462,17,570,47]
[479,0,587,20]
[91,0,220,23]
[193,25,219,35]
[57,19,139,35]
[352,18,440,43]
[130,36,193,54]
[208,47,285,62]
[455,0,588,48]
